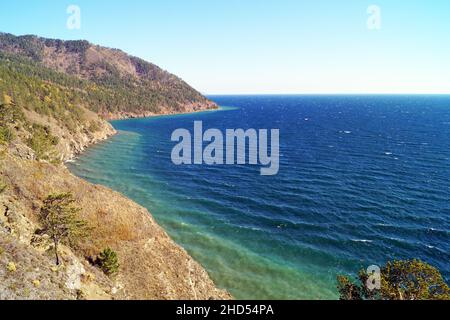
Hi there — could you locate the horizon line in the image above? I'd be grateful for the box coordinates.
[204,92,450,96]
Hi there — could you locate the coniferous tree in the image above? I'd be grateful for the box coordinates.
[38,193,90,265]
[337,259,450,300]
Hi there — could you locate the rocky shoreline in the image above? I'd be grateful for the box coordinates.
[101,101,218,121]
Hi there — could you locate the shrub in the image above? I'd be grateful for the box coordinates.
[96,248,120,276]
[0,178,7,193]
[32,279,41,288]
[0,103,25,124]
[0,103,22,145]
[0,126,14,144]
[27,124,59,161]
[6,262,16,272]
[76,289,86,300]
[337,259,450,300]
[88,120,101,133]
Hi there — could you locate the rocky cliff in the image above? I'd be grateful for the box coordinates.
[0,151,230,300]
[0,33,230,300]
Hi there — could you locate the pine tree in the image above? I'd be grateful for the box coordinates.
[337,259,450,300]
[38,193,90,265]
[96,248,120,276]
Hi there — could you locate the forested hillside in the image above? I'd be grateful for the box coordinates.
[0,50,115,162]
[0,32,216,118]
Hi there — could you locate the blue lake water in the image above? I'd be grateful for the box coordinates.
[68,95,450,299]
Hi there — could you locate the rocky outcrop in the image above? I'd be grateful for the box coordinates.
[20,108,116,162]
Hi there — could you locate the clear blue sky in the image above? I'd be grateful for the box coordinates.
[1,0,449,94]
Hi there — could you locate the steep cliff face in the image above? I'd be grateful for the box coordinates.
[22,107,116,161]
[0,32,230,300]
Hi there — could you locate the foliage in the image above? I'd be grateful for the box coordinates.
[76,289,86,300]
[0,103,25,144]
[88,120,101,133]
[96,248,120,276]
[62,40,90,55]
[0,178,7,194]
[337,259,450,300]
[0,33,211,117]
[0,53,85,127]
[0,33,44,61]
[26,124,59,161]
[6,262,16,273]
[37,193,91,265]
[0,126,13,145]
[0,103,25,123]
[337,275,362,300]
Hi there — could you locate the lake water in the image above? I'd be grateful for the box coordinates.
[68,95,450,299]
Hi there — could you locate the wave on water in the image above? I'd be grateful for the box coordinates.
[69,95,450,299]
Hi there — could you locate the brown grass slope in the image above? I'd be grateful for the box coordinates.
[0,150,231,300]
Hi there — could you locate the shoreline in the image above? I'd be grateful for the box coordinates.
[103,102,220,121]
[62,105,233,299]
[109,105,235,123]
[64,105,230,164]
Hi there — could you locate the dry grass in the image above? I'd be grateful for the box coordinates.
[0,231,73,300]
[1,153,231,299]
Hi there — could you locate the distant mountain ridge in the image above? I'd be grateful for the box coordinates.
[0,32,217,160]
[0,32,216,119]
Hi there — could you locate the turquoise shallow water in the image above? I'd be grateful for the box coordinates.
[68,95,450,299]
